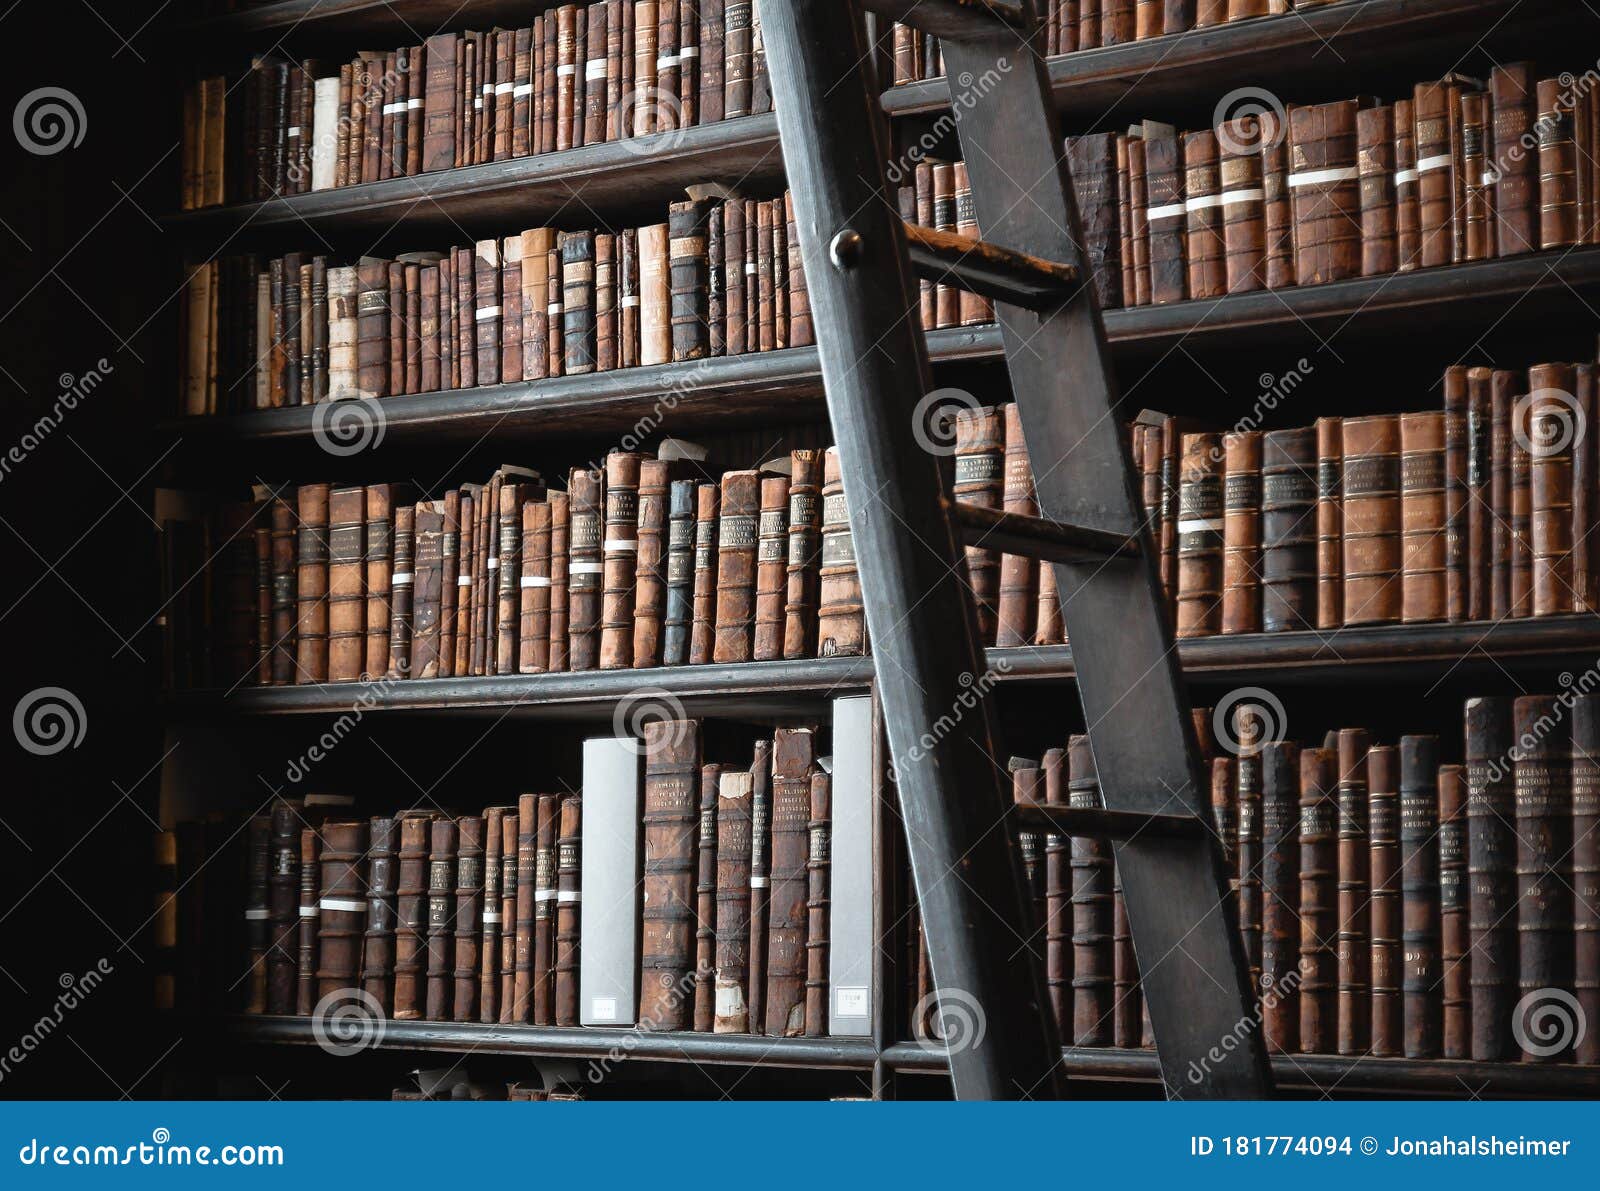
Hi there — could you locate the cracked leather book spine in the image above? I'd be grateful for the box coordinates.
[693,763,722,1032]
[359,816,398,1015]
[1260,428,1316,631]
[317,820,369,1004]
[1261,110,1295,289]
[766,727,816,1036]
[1219,115,1266,293]
[639,719,701,1030]
[714,769,754,1032]
[518,499,552,673]
[478,807,505,1023]
[784,449,824,659]
[1298,747,1337,1054]
[1357,105,1397,277]
[1490,64,1537,256]
[498,808,519,1021]
[1462,92,1493,261]
[746,739,773,1033]
[548,491,570,672]
[713,470,761,664]
[1393,98,1420,270]
[408,502,443,679]
[1538,76,1580,249]
[1399,734,1441,1058]
[754,474,791,661]
[511,793,537,1022]
[534,793,562,1024]
[294,483,331,683]
[600,451,644,669]
[633,459,673,668]
[1144,133,1187,305]
[1184,130,1226,299]
[1439,765,1469,1058]
[1236,731,1264,988]
[1368,746,1401,1055]
[244,816,270,1012]
[1043,748,1071,1038]
[997,404,1039,648]
[1414,82,1455,267]
[567,467,604,671]
[385,504,414,678]
[669,198,714,361]
[554,794,583,1027]
[393,812,433,1020]
[1465,367,1493,619]
[1444,367,1470,623]
[1068,734,1113,1046]
[1335,729,1371,1057]
[1288,99,1360,285]
[1067,133,1122,309]
[1261,741,1300,1053]
[266,801,300,1015]
[364,484,393,679]
[1529,364,1578,615]
[1513,695,1574,1062]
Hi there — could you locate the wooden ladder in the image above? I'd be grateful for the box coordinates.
[761,0,1271,1099]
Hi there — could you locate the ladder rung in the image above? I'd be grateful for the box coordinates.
[1012,803,1206,841]
[860,0,1029,39]
[903,223,1081,312]
[947,501,1139,564]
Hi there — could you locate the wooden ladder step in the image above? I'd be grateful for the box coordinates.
[946,500,1139,563]
[903,222,1081,311]
[859,0,1030,38]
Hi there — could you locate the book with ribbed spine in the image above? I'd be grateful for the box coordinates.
[639,719,701,1030]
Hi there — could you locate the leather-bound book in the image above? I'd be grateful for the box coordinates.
[1573,694,1600,1065]
[453,248,475,389]
[707,208,725,355]
[1465,367,1493,619]
[1352,105,1397,278]
[1116,136,1135,305]
[1513,694,1575,1061]
[423,33,458,171]
[1391,97,1420,270]
[1313,417,1342,629]
[1163,0,1194,35]
[1367,746,1401,1055]
[385,503,414,678]
[1079,0,1101,49]
[1035,559,1064,645]
[555,6,578,149]
[1134,0,1160,38]
[293,483,331,684]
[818,448,865,656]
[500,235,525,382]
[1575,366,1597,612]
[931,163,958,327]
[1260,427,1317,631]
[478,808,505,1023]
[360,485,393,679]
[1400,411,1447,623]
[472,239,502,386]
[1510,379,1533,616]
[567,467,604,671]
[1127,136,1150,305]
[583,7,607,146]
[534,792,562,1023]
[1236,731,1264,987]
[766,728,816,1036]
[548,492,570,672]
[724,0,752,118]
[1443,368,1469,621]
[1489,371,1514,617]
[1463,697,1517,1059]
[425,817,457,1020]
[1490,64,1538,256]
[804,770,831,1037]
[360,816,398,1014]
[497,806,519,1020]
[1144,133,1186,304]
[409,503,444,679]
[714,769,754,1032]
[1529,365,1577,616]
[1067,133,1124,310]
[1334,729,1371,1055]
[1399,733,1441,1058]
[1261,741,1300,1052]
[1041,748,1070,1034]
[1341,414,1402,625]
[496,485,525,675]
[747,740,774,1032]
[1184,131,1226,299]
[560,231,597,374]
[1414,83,1456,266]
[787,448,825,659]
[689,482,720,664]
[296,827,320,1015]
[713,470,761,663]
[1537,77,1579,249]
[599,451,644,669]
[1068,734,1113,1046]
[510,793,537,1022]
[1288,100,1360,284]
[255,526,273,684]
[954,405,1004,644]
[694,763,722,1032]
[1298,747,1337,1053]
[520,228,555,380]
[663,479,696,666]
[554,794,583,1027]
[1437,765,1469,1058]
[1219,115,1266,293]
[437,491,461,676]
[754,475,791,660]
[266,801,300,1015]
[639,719,701,1030]
[1105,0,1136,39]
[997,405,1039,647]
[450,486,477,678]
[953,162,992,324]
[316,819,369,1003]
[1462,92,1493,260]
[700,0,725,123]
[722,198,747,354]
[633,460,674,668]
[1212,757,1238,894]
[1175,432,1223,638]
[1261,110,1296,289]
[393,813,432,1020]
[639,221,671,366]
[669,199,714,360]
[243,815,270,1012]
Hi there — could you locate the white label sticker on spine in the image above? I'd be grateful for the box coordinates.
[1177,518,1224,534]
[299,905,319,918]
[1145,202,1186,222]
[586,59,607,81]
[243,908,270,920]
[1184,193,1227,212]
[535,889,558,902]
[487,557,499,570]
[496,82,514,95]
[391,571,414,586]
[1417,154,1453,173]
[513,83,534,98]
[1220,187,1265,204]
[407,98,422,110]
[476,305,502,320]
[602,539,639,552]
[749,876,769,889]
[557,64,577,77]
[1394,168,1420,185]
[619,295,641,308]
[1287,167,1359,187]
[834,986,869,1016]
[482,910,501,925]
[590,995,617,1021]
[557,891,582,903]
[457,575,473,586]
[569,561,604,575]
[319,897,366,913]
[521,575,552,588]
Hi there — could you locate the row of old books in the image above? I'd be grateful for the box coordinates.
[885,1,1334,83]
[180,193,810,415]
[170,448,863,691]
[160,718,863,1037]
[179,1,773,208]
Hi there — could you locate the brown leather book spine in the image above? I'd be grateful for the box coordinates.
[689,482,721,665]
[1341,414,1402,625]
[663,480,695,666]
[1414,83,1454,266]
[1144,134,1186,304]
[640,719,702,1029]
[317,820,369,1003]
[1184,130,1226,299]
[633,460,672,668]
[1490,371,1513,617]
[1067,133,1123,310]
[1219,431,1262,634]
[1133,0,1160,38]
[296,827,320,1015]
[422,34,458,171]
[754,475,791,661]
[714,769,754,1032]
[1261,111,1296,289]
[1105,0,1137,40]
[706,208,725,357]
[548,492,570,672]
[393,813,431,1020]
[582,6,607,147]
[1262,741,1300,1052]
[721,198,747,354]
[438,490,461,676]
[766,727,816,1036]
[951,162,991,324]
[266,802,300,1015]
[1464,367,1493,619]
[954,405,1004,643]
[1357,105,1397,276]
[1040,749,1070,1036]
[450,815,485,1023]
[1399,734,1441,1058]
[1529,364,1577,615]
[1163,0,1193,34]
[929,162,957,328]
[1400,411,1448,623]
[1078,0,1101,49]
[1443,368,1469,622]
[803,770,830,1037]
[295,483,331,683]
[1462,92,1493,261]
[996,405,1039,647]
[669,199,713,361]
[361,816,398,1014]
[694,763,722,1032]
[494,484,523,675]
[561,230,596,374]
[471,239,501,386]
[554,793,582,1027]
[509,793,537,1022]
[1298,747,1337,1053]
[712,470,760,663]
[244,816,270,1012]
[476,477,500,677]
[520,228,553,380]
[783,450,824,660]
[478,808,504,1022]
[408,504,442,679]
[453,247,475,389]
[1219,116,1266,294]
[1174,432,1224,638]
[424,818,457,1020]
[1236,738,1264,988]
[499,235,524,381]
[1116,136,1135,306]
[1490,64,1538,256]
[1128,137,1151,306]
[555,6,578,150]
[1538,77,1579,249]
[747,739,773,1032]
[1391,97,1420,270]
[1435,764,1469,1058]
[1513,695,1574,1062]
[1573,694,1600,1065]
[1261,427,1317,631]
[450,487,477,678]
[1068,734,1113,1046]
[1510,378,1533,616]
[364,485,393,679]
[1334,729,1371,1055]
[1289,100,1360,285]
[533,793,561,1023]
[1575,366,1597,613]
[498,808,518,1021]
[598,452,642,669]
[1367,745,1401,1054]
[567,467,604,671]
[255,527,273,684]
[818,447,866,657]
[1035,557,1064,645]
[1463,698,1516,1059]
